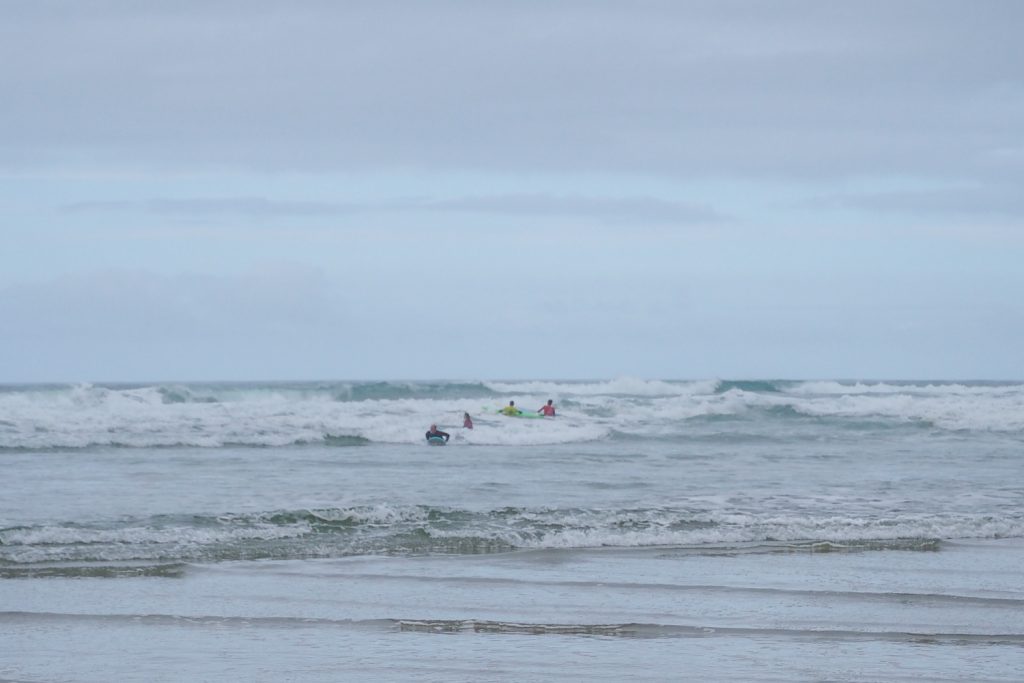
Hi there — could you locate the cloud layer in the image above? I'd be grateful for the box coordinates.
[3,1,1022,181]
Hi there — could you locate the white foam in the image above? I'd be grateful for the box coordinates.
[0,522,309,547]
[2,379,1022,450]
[378,504,1024,550]
[786,391,1024,432]
[0,520,312,564]
[468,512,1024,550]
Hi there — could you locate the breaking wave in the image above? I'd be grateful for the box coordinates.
[1,378,1022,451]
[3,504,1020,572]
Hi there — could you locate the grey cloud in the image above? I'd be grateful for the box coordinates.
[62,198,365,217]
[429,194,724,225]
[61,193,725,225]
[812,185,1024,219]
[3,1,1023,179]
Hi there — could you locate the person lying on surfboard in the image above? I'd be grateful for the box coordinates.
[425,424,450,443]
[538,399,556,417]
[499,401,522,416]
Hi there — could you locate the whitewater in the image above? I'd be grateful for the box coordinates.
[2,378,1022,681]
[3,378,1022,450]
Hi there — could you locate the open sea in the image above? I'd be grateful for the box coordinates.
[1,378,1022,681]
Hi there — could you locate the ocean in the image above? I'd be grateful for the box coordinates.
[1,379,1022,681]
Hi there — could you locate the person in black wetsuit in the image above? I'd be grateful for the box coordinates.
[425,424,450,442]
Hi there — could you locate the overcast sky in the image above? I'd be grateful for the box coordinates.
[2,0,1022,382]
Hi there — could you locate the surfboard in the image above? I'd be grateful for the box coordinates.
[427,435,447,446]
[490,408,544,419]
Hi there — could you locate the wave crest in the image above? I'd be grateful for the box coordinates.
[4,506,1019,567]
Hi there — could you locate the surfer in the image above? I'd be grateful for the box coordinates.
[425,424,450,443]
[463,412,474,429]
[538,399,556,417]
[500,400,522,416]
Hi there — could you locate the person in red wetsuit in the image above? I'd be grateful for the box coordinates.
[538,399,556,417]
[463,412,474,429]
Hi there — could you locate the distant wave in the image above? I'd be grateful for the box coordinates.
[485,378,720,396]
[715,380,789,394]
[0,381,504,407]
[789,380,1024,396]
[334,381,500,402]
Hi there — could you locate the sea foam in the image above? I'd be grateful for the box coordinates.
[1,379,1022,451]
